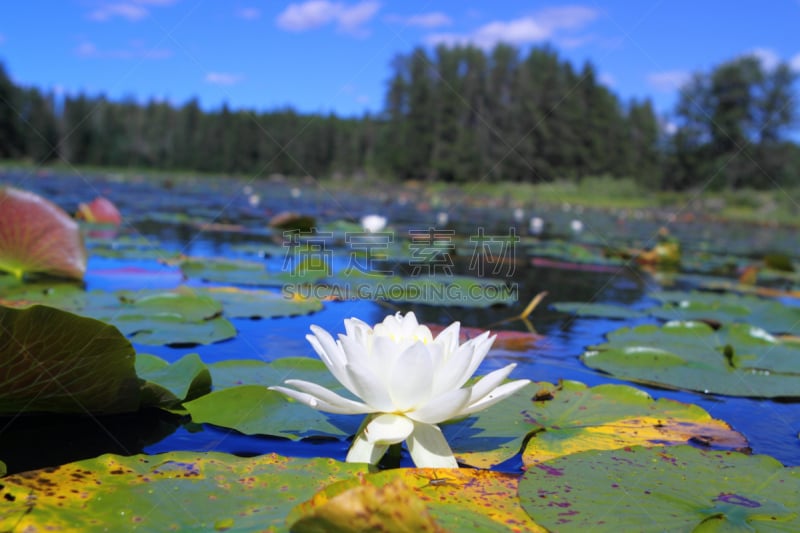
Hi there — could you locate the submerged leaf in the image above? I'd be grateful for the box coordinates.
[0,187,87,280]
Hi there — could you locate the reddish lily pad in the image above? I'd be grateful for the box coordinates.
[0,187,87,280]
[76,196,122,225]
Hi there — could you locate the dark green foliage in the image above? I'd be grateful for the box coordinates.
[665,55,798,190]
[0,46,796,188]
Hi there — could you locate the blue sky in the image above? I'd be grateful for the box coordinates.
[1,1,799,126]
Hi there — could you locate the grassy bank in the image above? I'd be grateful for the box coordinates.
[2,161,798,226]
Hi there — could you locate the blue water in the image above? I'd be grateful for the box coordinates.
[1,171,799,473]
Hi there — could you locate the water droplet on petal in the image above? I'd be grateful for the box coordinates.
[309,398,319,407]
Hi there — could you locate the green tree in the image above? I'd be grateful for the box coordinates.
[668,55,797,189]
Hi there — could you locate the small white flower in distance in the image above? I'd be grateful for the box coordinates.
[269,312,530,468]
[360,214,387,233]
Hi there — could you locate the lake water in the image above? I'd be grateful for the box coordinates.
[1,170,798,473]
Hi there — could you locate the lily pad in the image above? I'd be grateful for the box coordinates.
[0,304,139,414]
[208,357,344,391]
[0,283,237,346]
[583,321,800,398]
[519,446,800,532]
[0,187,87,280]
[109,289,237,346]
[552,302,646,319]
[183,385,349,439]
[0,452,367,531]
[289,466,544,532]
[200,286,323,318]
[136,353,212,407]
[181,257,324,286]
[649,290,800,334]
[448,381,746,469]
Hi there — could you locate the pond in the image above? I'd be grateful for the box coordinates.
[1,170,799,528]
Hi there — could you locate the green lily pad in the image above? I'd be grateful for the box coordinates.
[0,187,87,280]
[583,321,800,398]
[552,302,646,319]
[0,452,367,531]
[183,385,349,439]
[519,446,800,532]
[0,283,237,346]
[181,257,323,286]
[107,289,237,346]
[649,290,800,334]
[0,304,139,414]
[289,466,543,532]
[200,286,323,318]
[136,353,212,407]
[449,381,746,469]
[208,357,344,391]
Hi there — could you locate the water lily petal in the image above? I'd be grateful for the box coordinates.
[346,432,389,465]
[464,363,517,406]
[363,413,415,445]
[406,387,471,424]
[340,333,392,393]
[407,421,458,468]
[279,379,374,414]
[461,379,531,415]
[388,341,434,411]
[268,385,367,415]
[433,331,495,394]
[343,317,369,338]
[345,358,395,412]
[306,333,355,392]
[433,320,460,355]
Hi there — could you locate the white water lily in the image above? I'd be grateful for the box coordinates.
[360,214,387,233]
[269,312,530,468]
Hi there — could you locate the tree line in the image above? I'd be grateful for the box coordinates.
[0,44,797,190]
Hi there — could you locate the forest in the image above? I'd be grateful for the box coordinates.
[0,44,798,190]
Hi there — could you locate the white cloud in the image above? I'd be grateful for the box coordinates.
[386,12,452,29]
[599,72,616,87]
[748,47,780,70]
[235,7,261,20]
[646,70,690,92]
[276,1,380,35]
[791,52,800,72]
[75,40,172,59]
[535,5,599,31]
[205,72,244,86]
[426,6,599,49]
[87,0,177,22]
